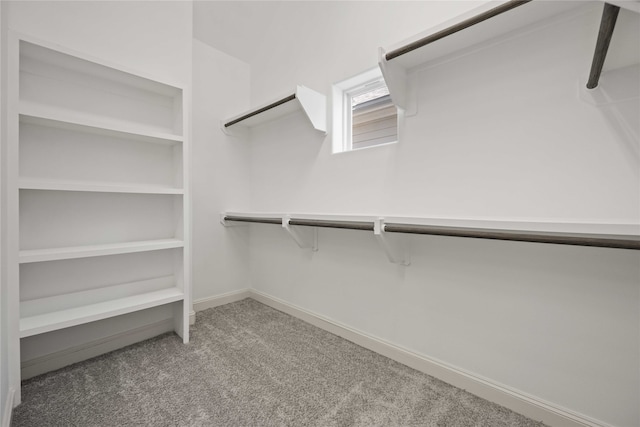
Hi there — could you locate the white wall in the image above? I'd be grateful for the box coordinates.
[7,1,191,85]
[1,1,11,423]
[237,2,639,427]
[193,1,489,105]
[191,39,251,301]
[5,0,195,395]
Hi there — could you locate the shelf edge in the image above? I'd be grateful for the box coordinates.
[19,105,183,144]
[20,239,184,263]
[19,179,184,195]
[20,287,184,338]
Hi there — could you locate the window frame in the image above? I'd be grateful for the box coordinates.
[332,67,399,154]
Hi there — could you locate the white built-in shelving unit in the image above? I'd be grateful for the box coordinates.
[222,84,327,134]
[7,34,191,378]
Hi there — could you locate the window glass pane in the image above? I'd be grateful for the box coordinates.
[352,96,397,149]
[350,81,397,150]
[332,67,398,153]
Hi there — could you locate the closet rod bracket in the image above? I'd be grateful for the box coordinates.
[283,215,318,251]
[374,218,410,266]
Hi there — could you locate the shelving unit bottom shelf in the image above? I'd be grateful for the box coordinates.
[20,276,184,338]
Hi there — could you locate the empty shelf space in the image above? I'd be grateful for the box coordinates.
[19,104,183,144]
[20,239,184,263]
[19,39,182,99]
[19,178,184,195]
[20,276,184,337]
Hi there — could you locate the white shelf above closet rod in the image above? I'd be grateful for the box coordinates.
[222,85,327,134]
[377,0,589,110]
[222,212,640,251]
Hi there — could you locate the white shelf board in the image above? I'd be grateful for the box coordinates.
[377,1,591,110]
[222,211,640,237]
[381,1,587,71]
[20,276,184,337]
[20,238,184,264]
[19,178,184,195]
[608,0,640,14]
[223,85,326,134]
[20,103,183,144]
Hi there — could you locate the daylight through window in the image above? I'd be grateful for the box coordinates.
[333,68,399,153]
[350,83,397,150]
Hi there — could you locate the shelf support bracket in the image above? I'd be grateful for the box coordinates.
[296,85,327,134]
[378,48,409,113]
[283,215,318,251]
[374,218,410,266]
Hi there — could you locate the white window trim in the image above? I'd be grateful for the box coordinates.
[332,67,398,154]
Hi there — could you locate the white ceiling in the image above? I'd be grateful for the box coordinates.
[192,1,487,66]
[193,1,286,65]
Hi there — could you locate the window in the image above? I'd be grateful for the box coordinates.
[332,68,398,153]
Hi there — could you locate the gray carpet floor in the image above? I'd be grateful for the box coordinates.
[13,299,545,426]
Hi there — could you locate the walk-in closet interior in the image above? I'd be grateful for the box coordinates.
[1,1,639,426]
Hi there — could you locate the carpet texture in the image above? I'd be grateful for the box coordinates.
[13,299,545,426]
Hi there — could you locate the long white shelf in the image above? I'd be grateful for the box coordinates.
[20,238,184,264]
[222,211,640,250]
[222,85,327,134]
[20,276,184,338]
[377,1,595,110]
[20,103,183,144]
[19,178,184,195]
[381,1,587,71]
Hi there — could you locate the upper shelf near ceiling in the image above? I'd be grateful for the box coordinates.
[222,85,326,135]
[378,0,640,110]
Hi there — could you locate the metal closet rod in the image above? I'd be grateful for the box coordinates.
[223,215,640,250]
[224,216,374,231]
[224,94,297,128]
[383,223,639,250]
[586,3,620,89]
[288,219,374,231]
[385,0,532,61]
[223,216,282,225]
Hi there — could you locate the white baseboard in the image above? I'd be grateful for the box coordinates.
[193,288,251,314]
[21,319,174,380]
[16,288,609,427]
[249,289,608,427]
[2,388,14,427]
